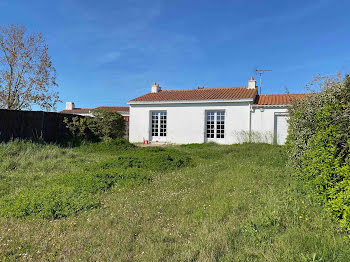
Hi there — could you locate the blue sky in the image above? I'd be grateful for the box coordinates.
[0,0,349,111]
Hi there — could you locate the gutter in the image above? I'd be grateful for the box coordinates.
[251,104,290,108]
[249,103,252,142]
[128,98,254,105]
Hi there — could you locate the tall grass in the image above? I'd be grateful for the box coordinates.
[0,139,191,219]
[0,141,349,261]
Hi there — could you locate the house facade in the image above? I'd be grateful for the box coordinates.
[128,78,304,145]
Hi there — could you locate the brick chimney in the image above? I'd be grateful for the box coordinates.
[248,76,256,89]
[66,102,75,110]
[151,82,161,93]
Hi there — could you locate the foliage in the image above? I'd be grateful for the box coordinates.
[89,109,126,139]
[286,73,350,231]
[64,110,126,142]
[63,116,94,141]
[0,24,59,111]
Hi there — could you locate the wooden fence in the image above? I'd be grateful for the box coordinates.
[0,109,76,142]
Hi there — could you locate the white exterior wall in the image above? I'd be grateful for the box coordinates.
[250,106,289,144]
[129,102,251,144]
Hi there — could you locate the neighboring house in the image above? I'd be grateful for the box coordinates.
[60,102,130,121]
[59,102,130,137]
[128,78,305,145]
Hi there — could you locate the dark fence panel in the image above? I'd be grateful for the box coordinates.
[0,109,76,142]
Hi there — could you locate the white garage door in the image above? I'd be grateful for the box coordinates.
[275,115,289,145]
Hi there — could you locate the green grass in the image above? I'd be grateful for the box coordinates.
[0,141,349,261]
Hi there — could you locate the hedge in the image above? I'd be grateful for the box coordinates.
[286,74,350,231]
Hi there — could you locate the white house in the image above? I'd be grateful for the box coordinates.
[128,78,305,145]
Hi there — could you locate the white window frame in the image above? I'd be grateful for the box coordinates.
[205,110,225,142]
[150,111,167,142]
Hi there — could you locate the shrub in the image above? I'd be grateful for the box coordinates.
[64,110,126,142]
[287,73,350,231]
[89,109,126,139]
[63,116,95,142]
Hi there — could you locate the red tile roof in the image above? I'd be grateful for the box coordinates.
[254,94,307,105]
[95,106,129,112]
[60,106,129,114]
[129,86,258,102]
[60,108,91,114]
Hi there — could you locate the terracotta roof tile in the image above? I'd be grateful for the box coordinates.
[129,86,257,102]
[254,94,307,105]
[95,106,129,112]
[60,108,91,114]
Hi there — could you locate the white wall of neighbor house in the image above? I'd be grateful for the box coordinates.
[250,106,289,144]
[129,102,252,144]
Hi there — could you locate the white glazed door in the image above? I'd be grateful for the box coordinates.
[151,111,167,142]
[206,111,225,142]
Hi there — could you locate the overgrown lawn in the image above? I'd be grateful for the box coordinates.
[0,141,349,261]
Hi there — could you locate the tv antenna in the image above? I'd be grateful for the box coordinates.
[254,68,272,94]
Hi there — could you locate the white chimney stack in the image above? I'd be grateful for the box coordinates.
[66,102,75,110]
[151,82,161,93]
[248,76,257,89]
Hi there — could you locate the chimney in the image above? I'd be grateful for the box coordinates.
[151,82,161,93]
[248,76,256,89]
[66,102,75,110]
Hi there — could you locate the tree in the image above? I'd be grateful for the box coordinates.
[0,24,59,111]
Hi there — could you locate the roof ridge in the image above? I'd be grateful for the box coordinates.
[155,86,248,93]
[67,108,92,110]
[259,93,307,96]
[97,106,129,108]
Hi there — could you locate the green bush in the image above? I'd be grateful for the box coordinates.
[89,109,126,139]
[287,73,350,231]
[64,109,126,142]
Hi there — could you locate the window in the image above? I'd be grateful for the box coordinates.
[151,111,167,137]
[206,111,225,139]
